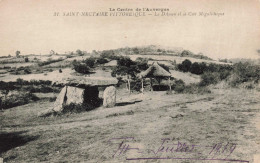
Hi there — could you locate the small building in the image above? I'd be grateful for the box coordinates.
[138,62,172,92]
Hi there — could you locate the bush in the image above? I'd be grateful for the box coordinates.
[49,97,57,102]
[72,61,91,74]
[96,58,108,64]
[178,59,192,72]
[172,79,185,93]
[25,57,29,62]
[190,62,206,75]
[219,70,231,80]
[16,78,28,85]
[24,67,31,74]
[0,92,39,109]
[200,72,220,86]
[111,56,139,78]
[234,62,259,83]
[84,57,95,68]
[229,62,260,87]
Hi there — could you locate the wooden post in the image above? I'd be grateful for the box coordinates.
[126,80,128,90]
[127,77,131,94]
[150,78,153,91]
[168,77,171,91]
[141,78,144,93]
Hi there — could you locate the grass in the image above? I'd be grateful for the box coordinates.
[0,87,259,162]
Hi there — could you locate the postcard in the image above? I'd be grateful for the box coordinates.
[0,0,259,162]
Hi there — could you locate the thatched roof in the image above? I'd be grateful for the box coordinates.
[138,62,171,78]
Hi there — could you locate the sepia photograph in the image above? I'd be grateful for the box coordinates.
[0,0,260,162]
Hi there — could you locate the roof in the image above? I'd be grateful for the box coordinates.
[138,62,171,78]
[54,76,118,87]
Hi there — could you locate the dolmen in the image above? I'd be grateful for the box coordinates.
[38,73,118,117]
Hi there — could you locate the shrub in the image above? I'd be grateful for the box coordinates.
[172,79,185,93]
[233,62,259,83]
[72,61,91,74]
[24,67,31,74]
[49,97,57,102]
[190,62,207,75]
[0,92,39,109]
[84,57,95,68]
[96,58,108,64]
[16,78,28,85]
[178,59,192,72]
[25,57,29,62]
[229,62,260,86]
[200,72,220,86]
[219,70,231,80]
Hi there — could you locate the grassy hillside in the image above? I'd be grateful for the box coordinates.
[0,88,259,162]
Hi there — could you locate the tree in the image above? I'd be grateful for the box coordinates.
[190,62,203,75]
[180,50,191,57]
[25,57,29,62]
[111,57,140,93]
[16,51,20,57]
[76,49,83,56]
[84,57,95,68]
[72,60,91,74]
[133,48,139,54]
[178,59,192,72]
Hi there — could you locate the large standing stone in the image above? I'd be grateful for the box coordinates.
[65,86,85,105]
[103,86,116,108]
[53,86,67,112]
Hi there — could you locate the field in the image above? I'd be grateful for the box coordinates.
[1,86,260,162]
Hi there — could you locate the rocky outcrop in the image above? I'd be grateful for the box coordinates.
[103,86,116,108]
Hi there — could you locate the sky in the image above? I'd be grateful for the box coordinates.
[0,0,260,59]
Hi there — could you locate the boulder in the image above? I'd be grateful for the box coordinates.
[65,86,85,105]
[53,86,67,112]
[103,86,116,108]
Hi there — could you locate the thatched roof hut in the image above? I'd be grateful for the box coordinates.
[138,62,171,92]
[138,62,171,78]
